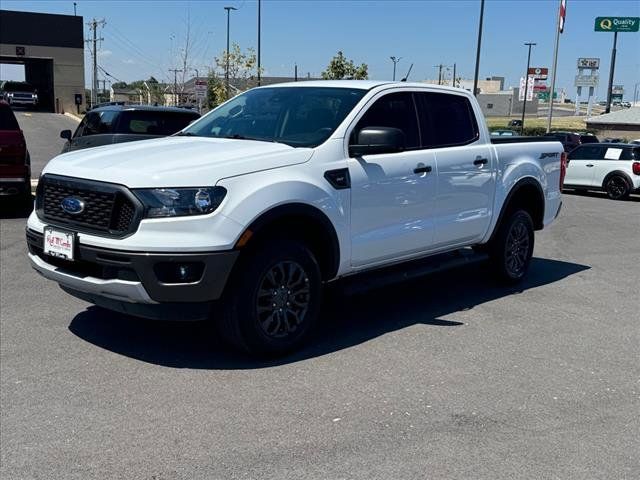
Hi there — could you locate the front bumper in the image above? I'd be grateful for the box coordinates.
[27,229,239,319]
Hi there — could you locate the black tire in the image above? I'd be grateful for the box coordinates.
[489,210,534,284]
[218,238,322,357]
[604,175,630,200]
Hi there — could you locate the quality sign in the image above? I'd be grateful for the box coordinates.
[595,17,639,32]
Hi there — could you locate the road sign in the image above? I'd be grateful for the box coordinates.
[575,75,599,87]
[594,17,639,32]
[194,80,207,100]
[577,58,600,69]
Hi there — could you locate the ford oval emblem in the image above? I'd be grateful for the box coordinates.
[60,197,85,215]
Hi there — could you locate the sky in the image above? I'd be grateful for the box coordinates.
[1,0,639,100]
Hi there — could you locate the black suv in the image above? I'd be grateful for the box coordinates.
[60,105,200,153]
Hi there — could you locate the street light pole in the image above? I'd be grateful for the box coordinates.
[520,42,536,134]
[390,56,402,81]
[604,31,618,114]
[257,0,261,86]
[224,6,237,100]
[472,0,485,96]
[193,68,201,114]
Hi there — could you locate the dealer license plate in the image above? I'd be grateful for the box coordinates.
[43,227,75,261]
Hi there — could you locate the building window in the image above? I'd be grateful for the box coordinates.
[487,103,494,109]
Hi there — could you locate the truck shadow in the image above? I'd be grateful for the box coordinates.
[68,257,590,369]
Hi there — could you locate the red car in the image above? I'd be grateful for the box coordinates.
[0,101,30,202]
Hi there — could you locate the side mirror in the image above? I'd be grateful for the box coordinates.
[60,130,72,140]
[349,127,405,157]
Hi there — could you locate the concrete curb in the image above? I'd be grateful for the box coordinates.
[63,112,82,122]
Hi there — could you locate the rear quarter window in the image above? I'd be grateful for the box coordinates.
[0,104,20,130]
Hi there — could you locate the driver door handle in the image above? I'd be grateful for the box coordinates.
[473,158,488,166]
[586,164,594,167]
[413,164,432,174]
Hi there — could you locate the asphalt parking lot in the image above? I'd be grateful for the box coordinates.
[1,190,638,480]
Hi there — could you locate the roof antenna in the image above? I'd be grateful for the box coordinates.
[400,63,413,82]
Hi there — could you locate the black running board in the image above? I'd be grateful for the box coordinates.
[339,248,489,296]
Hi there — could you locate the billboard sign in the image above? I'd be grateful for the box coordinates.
[528,67,548,79]
[574,75,599,87]
[611,85,624,94]
[594,17,639,32]
[577,58,600,69]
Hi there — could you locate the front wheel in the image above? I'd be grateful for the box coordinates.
[489,210,535,284]
[218,238,323,357]
[604,175,630,200]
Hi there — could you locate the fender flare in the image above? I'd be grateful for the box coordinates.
[490,177,545,242]
[238,202,341,279]
[602,170,633,190]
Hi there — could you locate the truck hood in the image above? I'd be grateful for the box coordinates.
[42,136,313,188]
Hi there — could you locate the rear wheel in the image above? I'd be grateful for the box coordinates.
[218,238,322,357]
[489,210,534,284]
[604,175,630,200]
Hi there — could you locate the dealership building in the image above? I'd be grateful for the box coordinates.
[0,9,85,113]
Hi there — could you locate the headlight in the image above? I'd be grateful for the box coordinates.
[32,93,38,99]
[7,92,13,97]
[133,187,226,218]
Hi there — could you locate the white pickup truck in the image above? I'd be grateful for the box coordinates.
[27,81,565,356]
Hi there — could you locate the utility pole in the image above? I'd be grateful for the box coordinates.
[257,0,261,86]
[521,42,536,134]
[87,19,105,109]
[472,0,485,96]
[224,6,237,100]
[434,64,445,85]
[390,56,402,81]
[546,0,564,132]
[169,68,183,106]
[452,63,457,87]
[294,63,298,82]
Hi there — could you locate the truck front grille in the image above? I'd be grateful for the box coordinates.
[36,175,142,237]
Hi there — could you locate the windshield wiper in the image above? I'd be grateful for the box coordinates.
[222,134,277,143]
[175,131,197,136]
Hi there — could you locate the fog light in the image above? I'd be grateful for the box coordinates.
[154,262,204,284]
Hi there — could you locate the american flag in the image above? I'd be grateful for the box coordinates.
[559,0,567,33]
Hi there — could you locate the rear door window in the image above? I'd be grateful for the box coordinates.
[0,104,20,130]
[415,92,480,148]
[116,111,199,135]
[568,145,603,160]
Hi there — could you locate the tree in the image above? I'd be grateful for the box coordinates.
[206,71,226,109]
[213,43,260,101]
[321,51,368,80]
[111,81,128,89]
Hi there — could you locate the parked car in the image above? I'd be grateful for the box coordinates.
[60,105,200,152]
[27,81,564,356]
[579,133,599,144]
[564,143,640,200]
[490,129,517,136]
[507,119,522,128]
[630,139,640,145]
[602,137,626,144]
[0,101,30,200]
[0,81,38,109]
[543,131,581,152]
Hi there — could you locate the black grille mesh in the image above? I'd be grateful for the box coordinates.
[40,178,138,235]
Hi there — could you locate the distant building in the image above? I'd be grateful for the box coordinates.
[586,107,640,140]
[422,78,503,94]
[110,87,142,103]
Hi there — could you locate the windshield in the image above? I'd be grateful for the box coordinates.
[2,82,35,92]
[183,86,367,148]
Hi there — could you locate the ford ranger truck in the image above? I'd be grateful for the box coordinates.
[27,81,565,356]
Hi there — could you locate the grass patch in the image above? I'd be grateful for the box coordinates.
[485,116,587,131]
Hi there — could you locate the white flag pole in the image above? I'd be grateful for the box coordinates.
[546,0,564,133]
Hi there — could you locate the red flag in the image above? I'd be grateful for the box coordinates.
[559,0,567,33]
